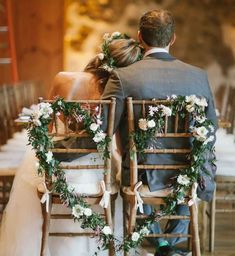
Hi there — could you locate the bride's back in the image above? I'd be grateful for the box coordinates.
[49,71,102,100]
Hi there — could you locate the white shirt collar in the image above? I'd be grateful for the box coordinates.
[144,47,169,57]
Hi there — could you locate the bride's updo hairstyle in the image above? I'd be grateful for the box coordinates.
[84,32,142,89]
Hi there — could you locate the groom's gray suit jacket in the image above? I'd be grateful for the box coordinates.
[102,52,217,201]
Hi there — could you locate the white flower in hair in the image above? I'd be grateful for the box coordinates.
[103,33,110,40]
[97,53,104,60]
[102,226,112,235]
[111,31,121,38]
[131,232,140,241]
[138,118,148,131]
[177,174,191,186]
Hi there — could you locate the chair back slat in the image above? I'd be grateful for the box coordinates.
[127,97,193,189]
[40,98,116,191]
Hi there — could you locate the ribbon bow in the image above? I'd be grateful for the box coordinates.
[40,182,51,212]
[134,181,144,214]
[188,182,198,207]
[99,180,111,208]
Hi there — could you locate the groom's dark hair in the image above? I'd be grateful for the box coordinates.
[139,9,175,47]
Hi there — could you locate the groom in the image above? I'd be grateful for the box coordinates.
[102,9,217,256]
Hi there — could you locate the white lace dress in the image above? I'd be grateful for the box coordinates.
[0,144,120,256]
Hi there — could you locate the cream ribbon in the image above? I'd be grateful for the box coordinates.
[40,182,51,213]
[99,180,111,208]
[134,181,144,214]
[188,182,198,208]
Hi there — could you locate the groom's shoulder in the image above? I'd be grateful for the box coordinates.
[176,59,207,77]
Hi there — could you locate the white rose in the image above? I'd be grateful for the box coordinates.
[97,53,104,60]
[203,135,215,145]
[131,232,140,242]
[90,123,99,132]
[160,105,172,116]
[196,97,208,108]
[45,151,53,163]
[186,104,195,113]
[83,208,92,217]
[72,204,85,218]
[102,226,112,235]
[171,94,177,99]
[195,115,206,123]
[39,102,53,119]
[186,95,197,104]
[138,118,148,131]
[148,106,158,116]
[93,131,106,143]
[140,227,150,235]
[147,119,156,128]
[33,118,41,126]
[111,31,121,38]
[177,174,191,186]
[194,126,209,142]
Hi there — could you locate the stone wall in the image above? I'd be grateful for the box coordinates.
[64,0,235,109]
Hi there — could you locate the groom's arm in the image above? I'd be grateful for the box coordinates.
[101,71,125,133]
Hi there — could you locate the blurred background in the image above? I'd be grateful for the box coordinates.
[0,0,235,107]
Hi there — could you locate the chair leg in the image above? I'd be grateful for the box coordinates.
[200,201,208,253]
[123,198,129,256]
[40,195,52,256]
[209,186,216,252]
[104,204,115,256]
[190,203,201,256]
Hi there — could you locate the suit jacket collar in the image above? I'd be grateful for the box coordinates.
[144,52,176,60]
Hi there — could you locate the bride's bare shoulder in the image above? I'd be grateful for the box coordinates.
[49,71,93,99]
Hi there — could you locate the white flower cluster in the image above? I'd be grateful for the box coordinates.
[103,31,121,42]
[138,118,156,131]
[31,102,53,126]
[89,120,106,143]
[177,174,191,186]
[72,204,93,218]
[185,95,208,113]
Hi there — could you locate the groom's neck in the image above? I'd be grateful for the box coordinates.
[144,45,170,53]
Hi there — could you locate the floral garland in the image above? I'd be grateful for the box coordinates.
[123,95,216,252]
[27,98,116,253]
[97,31,143,72]
[27,95,216,254]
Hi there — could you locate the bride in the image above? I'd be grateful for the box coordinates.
[0,33,142,256]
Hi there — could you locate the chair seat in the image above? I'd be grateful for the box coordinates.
[122,185,172,197]
[37,181,119,197]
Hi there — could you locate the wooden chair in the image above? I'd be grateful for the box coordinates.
[38,98,118,256]
[202,129,235,252]
[121,97,201,256]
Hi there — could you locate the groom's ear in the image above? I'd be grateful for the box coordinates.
[137,31,144,44]
[170,33,176,46]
